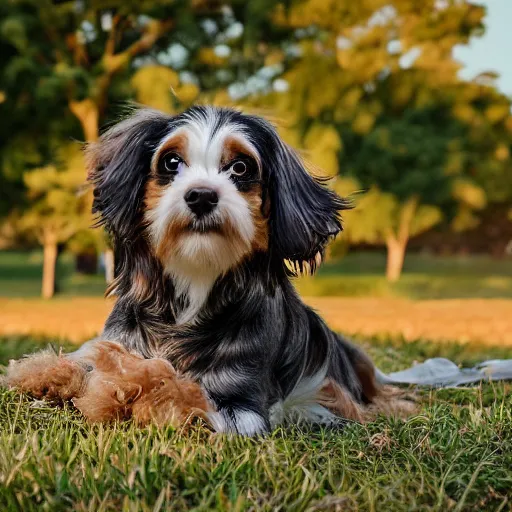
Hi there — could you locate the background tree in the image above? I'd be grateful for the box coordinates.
[246,0,496,280]
[338,105,487,281]
[18,144,91,299]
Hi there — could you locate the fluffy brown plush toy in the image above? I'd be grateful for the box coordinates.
[5,341,211,427]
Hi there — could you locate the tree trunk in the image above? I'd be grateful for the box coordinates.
[69,98,99,142]
[104,248,115,284]
[70,98,101,279]
[384,196,418,282]
[385,237,407,282]
[42,239,58,299]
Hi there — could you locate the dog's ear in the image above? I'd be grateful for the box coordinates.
[256,122,349,272]
[86,109,171,239]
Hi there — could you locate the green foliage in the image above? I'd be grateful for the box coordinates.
[340,185,443,246]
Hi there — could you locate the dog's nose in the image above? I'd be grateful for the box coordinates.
[184,187,219,216]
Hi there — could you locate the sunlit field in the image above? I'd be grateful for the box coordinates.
[1,251,512,345]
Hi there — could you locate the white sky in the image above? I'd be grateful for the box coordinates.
[454,0,512,95]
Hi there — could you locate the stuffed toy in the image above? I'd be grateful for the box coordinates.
[5,341,211,427]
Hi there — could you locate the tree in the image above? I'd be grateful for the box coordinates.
[246,0,491,279]
[339,105,486,281]
[18,145,91,299]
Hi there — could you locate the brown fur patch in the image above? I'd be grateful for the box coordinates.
[154,216,191,264]
[242,186,268,252]
[6,348,85,401]
[144,178,164,211]
[317,379,365,422]
[317,378,417,423]
[353,351,379,403]
[152,132,189,171]
[130,272,151,302]
[6,342,211,427]
[221,137,261,172]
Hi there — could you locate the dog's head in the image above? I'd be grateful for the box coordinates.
[87,106,348,282]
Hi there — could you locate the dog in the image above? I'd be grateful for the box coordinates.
[72,105,398,435]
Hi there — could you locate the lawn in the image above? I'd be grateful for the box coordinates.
[297,252,512,300]
[1,336,512,511]
[2,250,512,300]
[0,251,106,298]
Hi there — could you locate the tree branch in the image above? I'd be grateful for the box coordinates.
[102,18,174,76]
[105,14,123,57]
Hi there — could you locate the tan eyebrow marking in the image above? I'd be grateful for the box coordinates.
[221,136,261,175]
[152,132,189,172]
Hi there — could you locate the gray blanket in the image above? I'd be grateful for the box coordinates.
[377,358,512,387]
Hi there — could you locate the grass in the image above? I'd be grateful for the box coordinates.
[1,336,512,511]
[0,251,106,298]
[2,250,512,300]
[296,252,512,299]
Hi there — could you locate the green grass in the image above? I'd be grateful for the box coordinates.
[3,250,512,300]
[1,336,512,511]
[0,251,106,298]
[296,252,512,299]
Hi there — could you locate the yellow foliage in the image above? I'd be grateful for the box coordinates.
[131,66,200,112]
[20,144,91,244]
[485,104,509,124]
[352,111,376,135]
[176,82,200,105]
[303,124,341,175]
[452,179,487,209]
[332,176,361,198]
[452,104,475,124]
[410,204,442,237]
[495,144,510,161]
[131,66,180,113]
[264,49,285,67]
[340,186,442,245]
[451,205,480,232]
[197,47,226,67]
[277,126,301,148]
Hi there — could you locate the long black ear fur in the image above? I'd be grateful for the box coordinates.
[86,109,171,240]
[244,116,350,272]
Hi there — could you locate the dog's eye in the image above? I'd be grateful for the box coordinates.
[160,153,183,174]
[227,160,247,177]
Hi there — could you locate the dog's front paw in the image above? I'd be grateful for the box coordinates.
[208,409,269,436]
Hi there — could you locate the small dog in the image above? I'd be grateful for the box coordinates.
[72,106,396,435]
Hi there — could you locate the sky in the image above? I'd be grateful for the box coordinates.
[454,0,512,96]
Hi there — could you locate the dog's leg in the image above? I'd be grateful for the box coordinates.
[201,366,270,436]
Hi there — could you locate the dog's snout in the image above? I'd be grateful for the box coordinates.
[184,187,219,216]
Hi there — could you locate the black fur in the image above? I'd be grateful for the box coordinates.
[87,106,376,435]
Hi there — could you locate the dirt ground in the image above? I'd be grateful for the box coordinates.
[1,296,511,346]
